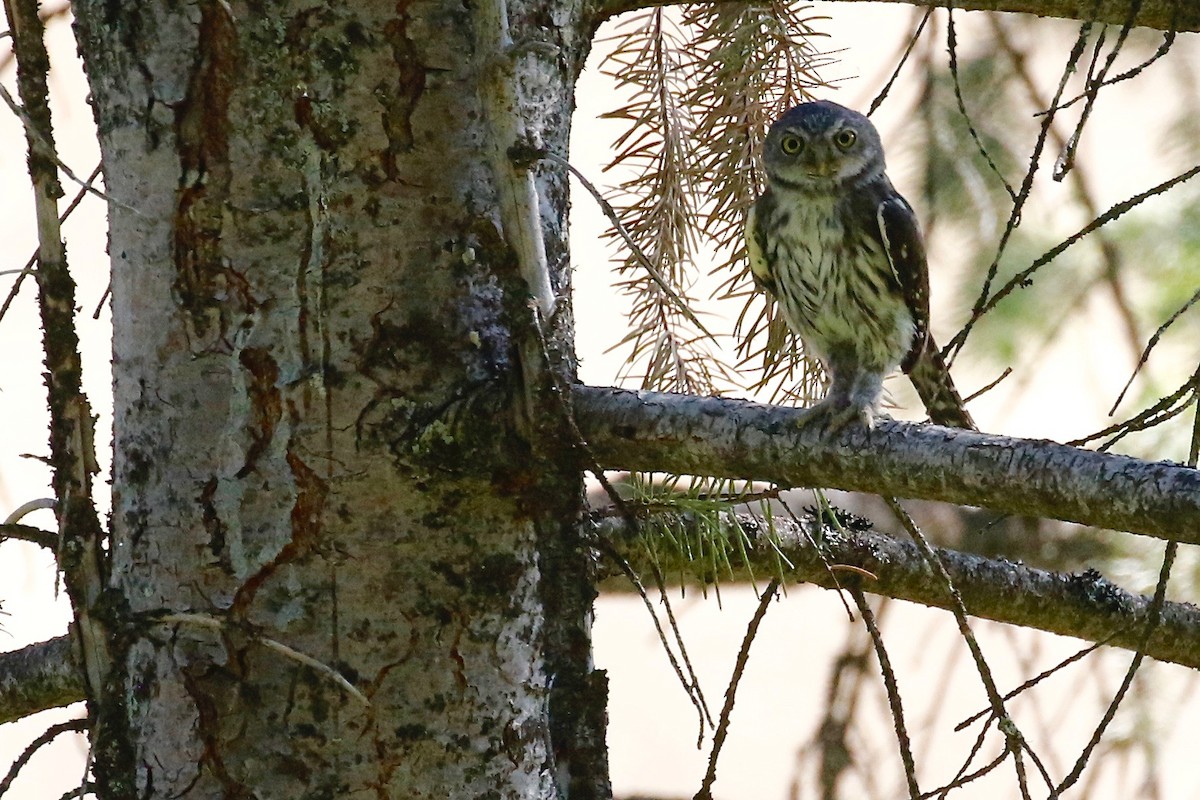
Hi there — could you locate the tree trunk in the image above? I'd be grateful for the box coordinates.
[70,1,600,797]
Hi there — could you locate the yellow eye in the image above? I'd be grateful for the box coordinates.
[780,135,803,155]
[834,129,857,149]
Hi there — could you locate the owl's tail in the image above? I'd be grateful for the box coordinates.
[907,338,976,430]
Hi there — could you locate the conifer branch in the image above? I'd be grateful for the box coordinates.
[592,0,1196,36]
[597,511,1200,670]
[573,385,1200,543]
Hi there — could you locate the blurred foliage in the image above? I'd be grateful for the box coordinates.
[892,17,1200,464]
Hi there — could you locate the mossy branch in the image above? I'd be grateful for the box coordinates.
[0,636,83,725]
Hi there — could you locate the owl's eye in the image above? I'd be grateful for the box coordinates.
[834,129,857,149]
[780,135,804,156]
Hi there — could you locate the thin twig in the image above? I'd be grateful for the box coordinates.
[992,16,1145,368]
[0,82,128,213]
[540,149,714,340]
[868,7,933,116]
[648,558,714,735]
[1036,26,1177,117]
[1109,283,1200,414]
[1066,372,1197,448]
[793,491,858,621]
[926,719,1004,799]
[945,9,1015,200]
[530,305,713,732]
[1053,539,1176,794]
[694,579,779,800]
[962,367,1012,404]
[595,537,711,737]
[1052,0,1142,181]
[1056,371,1200,793]
[157,613,369,706]
[928,748,1008,798]
[91,283,112,320]
[0,718,86,796]
[964,162,1200,332]
[55,783,96,800]
[955,638,1112,732]
[947,18,1095,360]
[852,587,920,800]
[884,497,1037,799]
[0,162,103,327]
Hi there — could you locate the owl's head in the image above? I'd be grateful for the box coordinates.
[761,101,886,191]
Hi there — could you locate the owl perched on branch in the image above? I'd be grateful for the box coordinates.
[746,100,975,430]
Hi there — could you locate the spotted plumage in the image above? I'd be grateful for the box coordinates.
[746,100,974,429]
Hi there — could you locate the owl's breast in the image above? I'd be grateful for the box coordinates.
[760,198,914,371]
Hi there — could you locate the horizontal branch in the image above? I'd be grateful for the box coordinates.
[0,523,57,550]
[593,0,1198,34]
[598,511,1200,669]
[0,635,83,724]
[572,386,1200,544]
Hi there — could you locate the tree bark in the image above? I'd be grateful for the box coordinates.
[69,2,599,797]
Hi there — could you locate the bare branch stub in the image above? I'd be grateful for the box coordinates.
[0,636,84,725]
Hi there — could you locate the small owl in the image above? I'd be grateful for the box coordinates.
[746,100,974,430]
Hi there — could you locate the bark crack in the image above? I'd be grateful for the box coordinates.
[234,348,283,479]
[182,665,255,799]
[172,0,247,347]
[228,445,329,619]
[379,0,429,177]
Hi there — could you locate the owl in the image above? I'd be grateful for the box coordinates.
[746,100,974,430]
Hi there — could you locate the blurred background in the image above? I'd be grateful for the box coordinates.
[3,3,1200,797]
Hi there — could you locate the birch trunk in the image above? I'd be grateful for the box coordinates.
[70,1,599,796]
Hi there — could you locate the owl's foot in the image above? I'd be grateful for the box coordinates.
[799,397,877,433]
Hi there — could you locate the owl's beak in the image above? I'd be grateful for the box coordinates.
[805,159,840,178]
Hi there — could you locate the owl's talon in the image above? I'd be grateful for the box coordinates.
[799,400,875,433]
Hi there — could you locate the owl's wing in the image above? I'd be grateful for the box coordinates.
[875,192,930,373]
[745,198,777,297]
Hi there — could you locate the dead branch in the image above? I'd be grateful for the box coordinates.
[2,0,110,709]
[0,636,83,725]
